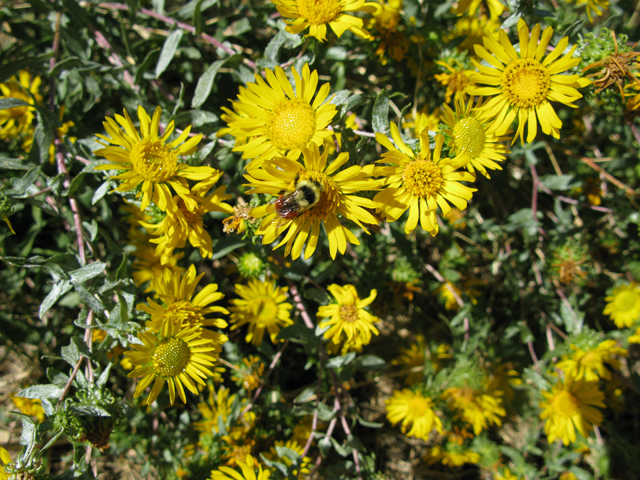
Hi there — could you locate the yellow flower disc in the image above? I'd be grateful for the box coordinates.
[153,337,191,377]
[252,295,279,325]
[408,397,428,416]
[502,58,551,108]
[452,116,486,159]
[164,300,205,327]
[298,0,342,24]
[402,160,444,197]
[339,304,358,323]
[549,390,579,417]
[129,137,179,183]
[267,100,317,151]
[612,289,638,313]
[299,171,340,220]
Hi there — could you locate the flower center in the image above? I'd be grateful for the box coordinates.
[298,0,342,25]
[402,159,444,197]
[299,171,340,220]
[551,390,579,417]
[164,300,204,328]
[252,295,279,325]
[408,397,428,416]
[448,71,470,94]
[614,290,637,312]
[453,116,486,159]
[339,304,358,323]
[129,137,179,183]
[266,100,317,151]
[502,58,551,108]
[178,199,202,225]
[152,337,191,377]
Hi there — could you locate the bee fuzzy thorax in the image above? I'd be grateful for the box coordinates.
[274,179,323,220]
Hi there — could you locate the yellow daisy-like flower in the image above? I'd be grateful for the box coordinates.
[195,385,236,435]
[373,128,476,236]
[559,473,578,480]
[317,284,379,354]
[442,385,506,435]
[425,443,481,467]
[567,0,609,22]
[392,335,426,386]
[264,440,312,475]
[224,64,336,167]
[221,439,256,468]
[367,0,409,65]
[0,70,42,140]
[603,283,640,328]
[142,178,234,264]
[557,339,627,381]
[125,321,221,405]
[210,455,271,480]
[246,143,379,259]
[456,0,506,20]
[385,389,444,439]
[539,379,605,446]
[441,96,510,178]
[272,0,380,42]
[495,468,520,480]
[629,326,640,344]
[138,265,229,347]
[466,19,590,144]
[446,15,500,57]
[434,59,474,104]
[0,448,12,480]
[11,394,46,423]
[131,244,185,293]
[94,105,215,212]
[228,279,293,346]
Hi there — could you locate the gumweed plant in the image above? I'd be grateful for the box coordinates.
[2,0,640,479]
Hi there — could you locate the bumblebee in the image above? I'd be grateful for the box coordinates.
[274,179,323,221]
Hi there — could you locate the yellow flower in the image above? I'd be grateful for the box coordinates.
[264,440,311,475]
[94,105,215,212]
[567,0,609,22]
[231,356,265,392]
[223,64,336,167]
[221,439,256,467]
[442,385,506,435]
[629,326,640,344]
[272,0,380,42]
[195,385,236,435]
[317,284,379,354]
[441,96,510,178]
[228,279,293,346]
[246,143,379,259]
[0,70,42,140]
[210,455,271,480]
[456,0,506,19]
[434,59,473,103]
[402,107,441,136]
[0,447,12,480]
[373,128,476,236]
[603,283,640,328]
[539,379,605,445]
[368,0,409,64]
[438,282,462,311]
[392,335,426,386]
[11,394,46,423]
[138,266,229,347]
[425,443,481,467]
[557,339,627,381]
[466,19,590,144]
[495,468,520,480]
[125,321,222,405]
[385,389,444,439]
[142,178,234,264]
[559,472,578,480]
[131,244,185,293]
[446,15,500,56]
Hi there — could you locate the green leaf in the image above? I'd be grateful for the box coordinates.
[0,53,53,83]
[73,283,106,313]
[210,236,246,260]
[156,29,184,78]
[96,363,113,389]
[329,436,350,457]
[192,56,238,108]
[70,404,111,416]
[356,416,383,428]
[40,279,73,318]
[61,336,89,366]
[223,18,251,37]
[293,387,316,404]
[50,56,82,76]
[17,384,65,400]
[92,180,113,205]
[355,354,386,370]
[265,28,303,63]
[68,172,87,196]
[540,174,577,191]
[0,156,31,170]
[372,90,390,134]
[0,98,29,110]
[70,262,106,283]
[326,352,357,369]
[135,48,161,85]
[318,436,332,457]
[277,323,315,343]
